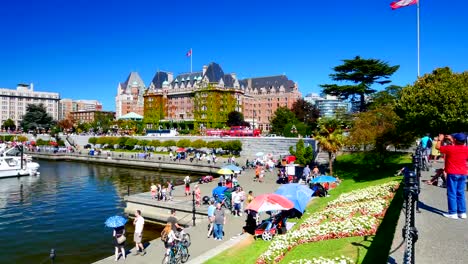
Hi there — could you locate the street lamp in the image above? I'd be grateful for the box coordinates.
[253,110,256,129]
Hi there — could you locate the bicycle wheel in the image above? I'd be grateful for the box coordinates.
[180,246,190,263]
[182,233,191,247]
[162,254,175,264]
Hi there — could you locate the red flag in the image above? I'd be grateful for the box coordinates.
[390,0,418,9]
[186,49,192,57]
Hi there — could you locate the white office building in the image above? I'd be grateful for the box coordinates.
[315,95,350,117]
[0,83,60,128]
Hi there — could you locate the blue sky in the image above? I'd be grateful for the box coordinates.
[1,0,467,111]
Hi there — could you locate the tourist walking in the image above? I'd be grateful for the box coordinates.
[303,165,311,183]
[113,226,126,261]
[232,188,242,216]
[436,133,468,219]
[213,203,226,241]
[207,200,216,238]
[161,185,167,201]
[184,176,191,196]
[167,181,173,201]
[247,191,254,205]
[157,184,162,200]
[195,185,201,207]
[150,183,157,199]
[133,210,146,255]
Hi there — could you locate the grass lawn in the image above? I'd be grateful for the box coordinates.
[205,151,411,264]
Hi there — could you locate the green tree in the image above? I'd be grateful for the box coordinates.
[395,67,468,135]
[2,118,16,130]
[21,104,54,132]
[137,139,149,147]
[369,85,403,109]
[291,99,320,129]
[289,139,314,166]
[226,111,246,127]
[270,107,297,135]
[321,56,400,112]
[125,138,138,150]
[314,117,345,175]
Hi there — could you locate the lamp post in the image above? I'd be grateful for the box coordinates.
[192,191,196,226]
[253,110,256,129]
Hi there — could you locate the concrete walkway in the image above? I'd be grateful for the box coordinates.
[94,165,281,264]
[389,161,468,264]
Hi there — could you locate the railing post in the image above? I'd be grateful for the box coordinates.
[50,248,56,264]
[192,191,196,226]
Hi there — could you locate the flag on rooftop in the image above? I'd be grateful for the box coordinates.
[186,49,192,57]
[390,0,418,10]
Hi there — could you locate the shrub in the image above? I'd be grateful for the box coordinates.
[17,135,28,142]
[36,139,47,146]
[88,137,97,144]
[95,137,107,145]
[191,139,206,149]
[125,138,138,150]
[118,137,129,147]
[207,140,224,149]
[137,139,149,146]
[177,139,191,148]
[162,140,176,147]
[149,140,161,147]
[57,140,65,146]
[178,129,190,135]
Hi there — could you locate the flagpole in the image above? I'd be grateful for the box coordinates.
[190,48,193,73]
[417,0,420,77]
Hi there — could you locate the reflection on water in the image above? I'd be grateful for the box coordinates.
[0,160,200,264]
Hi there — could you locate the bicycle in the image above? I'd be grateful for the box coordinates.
[162,241,190,264]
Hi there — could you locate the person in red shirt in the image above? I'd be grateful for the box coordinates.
[436,133,468,219]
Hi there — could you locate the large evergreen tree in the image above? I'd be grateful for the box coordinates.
[21,104,54,132]
[321,56,400,112]
[395,67,468,135]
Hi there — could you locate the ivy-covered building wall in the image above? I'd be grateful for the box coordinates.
[143,91,167,129]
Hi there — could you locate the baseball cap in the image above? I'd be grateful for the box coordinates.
[451,133,467,142]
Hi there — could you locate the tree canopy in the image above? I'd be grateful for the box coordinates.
[21,104,54,132]
[314,117,344,175]
[226,111,248,127]
[270,107,297,135]
[2,118,16,130]
[321,56,400,112]
[291,98,320,128]
[395,67,468,135]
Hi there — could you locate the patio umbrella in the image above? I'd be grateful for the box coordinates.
[312,175,337,184]
[255,152,265,157]
[217,168,234,175]
[105,215,127,228]
[222,164,242,173]
[245,193,294,213]
[212,186,228,199]
[176,147,186,153]
[275,184,313,215]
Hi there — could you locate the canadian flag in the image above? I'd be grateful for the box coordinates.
[186,49,192,57]
[390,0,418,9]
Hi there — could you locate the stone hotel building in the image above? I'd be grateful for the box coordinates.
[0,83,59,128]
[115,62,301,131]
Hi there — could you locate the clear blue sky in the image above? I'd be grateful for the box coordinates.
[1,0,467,111]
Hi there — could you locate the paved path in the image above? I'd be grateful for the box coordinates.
[94,166,281,264]
[389,160,468,264]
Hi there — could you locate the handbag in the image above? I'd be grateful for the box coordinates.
[116,235,126,244]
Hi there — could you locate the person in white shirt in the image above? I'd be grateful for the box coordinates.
[232,188,242,216]
[133,210,146,256]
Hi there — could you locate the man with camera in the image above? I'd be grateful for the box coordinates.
[436,133,468,219]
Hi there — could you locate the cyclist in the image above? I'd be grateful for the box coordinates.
[162,223,180,258]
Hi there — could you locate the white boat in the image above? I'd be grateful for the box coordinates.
[0,144,40,178]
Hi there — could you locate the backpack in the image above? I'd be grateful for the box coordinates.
[426,139,433,149]
[161,229,169,243]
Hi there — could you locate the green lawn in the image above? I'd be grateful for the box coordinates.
[205,152,411,264]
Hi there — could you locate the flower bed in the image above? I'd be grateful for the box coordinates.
[257,181,400,264]
[289,256,354,264]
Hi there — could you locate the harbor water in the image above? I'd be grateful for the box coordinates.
[0,160,198,264]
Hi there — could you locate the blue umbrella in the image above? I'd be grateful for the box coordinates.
[105,216,127,228]
[312,176,337,184]
[222,164,242,173]
[212,186,228,200]
[275,183,313,214]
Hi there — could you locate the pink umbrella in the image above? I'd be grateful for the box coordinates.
[245,193,294,213]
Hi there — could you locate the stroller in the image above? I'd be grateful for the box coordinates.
[254,212,287,241]
[212,186,233,210]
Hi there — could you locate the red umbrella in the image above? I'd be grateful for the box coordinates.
[176,147,186,153]
[245,193,294,213]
